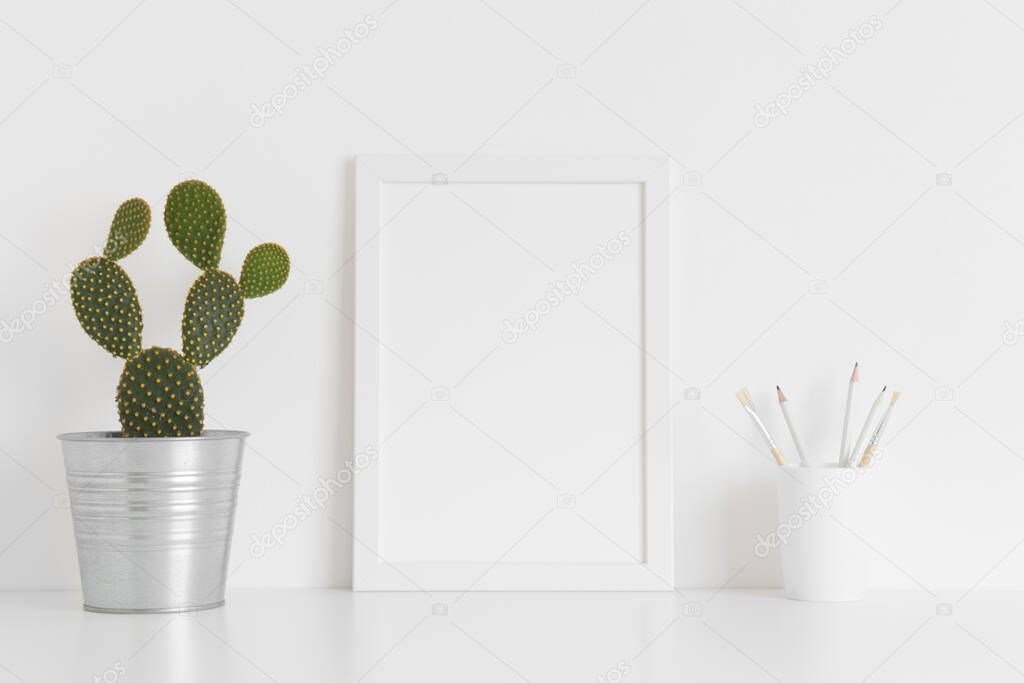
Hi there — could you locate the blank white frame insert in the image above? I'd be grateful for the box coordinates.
[354,155,675,591]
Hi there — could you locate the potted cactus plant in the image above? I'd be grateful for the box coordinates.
[58,180,289,613]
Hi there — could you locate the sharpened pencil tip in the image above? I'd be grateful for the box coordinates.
[776,385,787,402]
[851,362,860,382]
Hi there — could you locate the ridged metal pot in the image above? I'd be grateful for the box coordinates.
[57,430,247,614]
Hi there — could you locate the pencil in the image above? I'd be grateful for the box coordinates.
[847,385,887,467]
[858,391,900,467]
[839,362,858,464]
[777,385,808,466]
[736,387,787,467]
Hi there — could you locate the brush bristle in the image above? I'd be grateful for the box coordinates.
[891,391,901,404]
[735,387,752,406]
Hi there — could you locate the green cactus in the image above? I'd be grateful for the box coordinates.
[104,198,151,260]
[71,180,289,438]
[117,347,204,437]
[239,243,290,298]
[164,179,226,270]
[182,270,244,367]
[70,256,143,359]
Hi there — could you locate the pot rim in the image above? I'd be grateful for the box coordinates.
[57,429,249,443]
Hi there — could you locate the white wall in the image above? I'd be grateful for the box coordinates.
[2,0,1023,592]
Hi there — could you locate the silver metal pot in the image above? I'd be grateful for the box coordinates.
[57,430,247,614]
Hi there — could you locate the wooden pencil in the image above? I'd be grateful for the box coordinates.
[839,362,858,464]
[777,385,808,466]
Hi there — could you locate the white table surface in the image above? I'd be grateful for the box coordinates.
[0,589,1017,682]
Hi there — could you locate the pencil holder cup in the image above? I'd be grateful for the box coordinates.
[774,465,866,602]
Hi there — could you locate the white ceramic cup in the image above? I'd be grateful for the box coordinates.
[775,465,866,602]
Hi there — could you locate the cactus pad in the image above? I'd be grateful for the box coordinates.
[117,347,204,437]
[103,198,150,260]
[182,270,244,367]
[72,182,289,438]
[239,243,290,298]
[70,257,143,359]
[164,180,226,270]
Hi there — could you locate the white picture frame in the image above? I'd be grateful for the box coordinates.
[353,155,675,591]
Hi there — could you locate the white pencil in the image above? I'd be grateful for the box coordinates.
[777,385,808,466]
[846,385,886,467]
[857,391,900,467]
[839,362,858,464]
[736,387,787,467]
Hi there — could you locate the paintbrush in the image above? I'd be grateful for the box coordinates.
[777,385,808,466]
[736,386,787,467]
[857,391,900,467]
[845,385,886,467]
